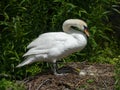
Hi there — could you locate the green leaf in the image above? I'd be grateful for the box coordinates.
[3,12,9,21]
[112,8,120,14]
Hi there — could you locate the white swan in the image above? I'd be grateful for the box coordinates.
[16,19,89,75]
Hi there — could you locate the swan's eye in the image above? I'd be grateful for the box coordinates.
[83,26,88,30]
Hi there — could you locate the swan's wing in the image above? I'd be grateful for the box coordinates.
[27,33,54,49]
[23,32,78,57]
[17,32,79,67]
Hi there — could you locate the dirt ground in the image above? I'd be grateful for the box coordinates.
[23,62,115,90]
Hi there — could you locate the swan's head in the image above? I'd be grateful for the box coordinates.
[63,19,90,37]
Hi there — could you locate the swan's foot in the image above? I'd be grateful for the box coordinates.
[52,61,68,76]
[54,72,68,76]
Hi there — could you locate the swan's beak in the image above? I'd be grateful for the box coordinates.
[84,29,90,37]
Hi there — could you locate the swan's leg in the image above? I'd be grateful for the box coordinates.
[53,62,59,75]
[52,61,64,75]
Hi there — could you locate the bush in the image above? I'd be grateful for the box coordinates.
[0,0,120,80]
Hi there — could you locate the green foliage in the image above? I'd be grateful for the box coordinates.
[0,78,25,90]
[86,79,94,83]
[88,41,119,63]
[114,55,120,90]
[0,0,120,89]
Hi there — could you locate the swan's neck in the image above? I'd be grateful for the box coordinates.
[67,29,87,39]
[62,19,87,48]
[62,19,77,33]
[62,20,87,42]
[62,24,71,33]
[71,29,87,48]
[63,24,87,47]
[62,24,84,36]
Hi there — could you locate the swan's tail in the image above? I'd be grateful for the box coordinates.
[16,57,35,68]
